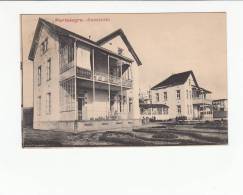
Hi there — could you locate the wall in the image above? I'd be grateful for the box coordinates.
[33,26,60,129]
[131,62,141,120]
[183,74,195,120]
[151,85,185,119]
[150,75,197,120]
[101,35,134,60]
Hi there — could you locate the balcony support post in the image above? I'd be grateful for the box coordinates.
[108,55,111,118]
[92,48,95,118]
[74,40,78,122]
[120,63,123,113]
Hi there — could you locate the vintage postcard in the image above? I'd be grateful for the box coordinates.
[21,13,228,147]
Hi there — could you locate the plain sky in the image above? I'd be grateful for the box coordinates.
[22,13,227,107]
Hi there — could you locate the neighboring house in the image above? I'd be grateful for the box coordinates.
[212,99,228,120]
[141,71,213,121]
[28,18,142,131]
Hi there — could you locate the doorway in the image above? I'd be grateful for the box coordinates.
[78,98,83,120]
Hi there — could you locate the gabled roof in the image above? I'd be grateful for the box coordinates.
[151,70,199,90]
[28,18,138,64]
[96,28,142,66]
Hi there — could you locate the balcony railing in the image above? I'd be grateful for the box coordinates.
[192,97,212,105]
[76,66,92,79]
[76,67,132,88]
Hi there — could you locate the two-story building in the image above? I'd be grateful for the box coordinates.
[28,18,142,132]
[212,99,228,120]
[140,71,213,121]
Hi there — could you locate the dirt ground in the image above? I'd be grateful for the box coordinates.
[22,123,228,147]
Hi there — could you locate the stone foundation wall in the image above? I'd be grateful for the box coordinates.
[33,119,142,132]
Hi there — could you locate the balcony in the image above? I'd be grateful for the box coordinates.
[76,67,132,88]
[192,97,212,105]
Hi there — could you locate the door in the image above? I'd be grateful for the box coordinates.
[78,98,83,120]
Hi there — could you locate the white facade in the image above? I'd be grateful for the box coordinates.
[142,72,213,121]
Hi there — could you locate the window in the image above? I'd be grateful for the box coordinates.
[163,107,168,115]
[47,58,51,81]
[129,98,133,112]
[176,90,181,100]
[77,46,91,70]
[187,104,189,115]
[41,38,48,54]
[189,79,191,86]
[186,90,189,99]
[46,93,51,114]
[37,96,41,116]
[177,105,181,115]
[156,93,160,102]
[158,107,163,115]
[164,92,167,101]
[38,66,41,85]
[60,38,74,73]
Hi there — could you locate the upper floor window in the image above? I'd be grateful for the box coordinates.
[38,65,41,86]
[176,90,181,100]
[186,90,189,99]
[41,38,48,55]
[203,93,206,99]
[164,92,167,101]
[177,105,181,115]
[189,79,191,86]
[156,93,160,102]
[47,58,51,81]
[60,38,74,73]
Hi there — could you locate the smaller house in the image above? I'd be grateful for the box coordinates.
[212,99,228,120]
[140,71,213,121]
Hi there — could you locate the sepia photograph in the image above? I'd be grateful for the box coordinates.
[21,13,228,147]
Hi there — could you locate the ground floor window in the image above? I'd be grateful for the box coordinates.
[177,105,181,115]
[37,96,41,116]
[46,92,51,114]
[163,107,168,115]
[157,107,162,114]
[129,98,133,112]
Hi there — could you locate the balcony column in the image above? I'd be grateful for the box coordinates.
[108,55,110,118]
[120,63,123,113]
[74,40,78,121]
[92,48,95,118]
[130,63,133,80]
